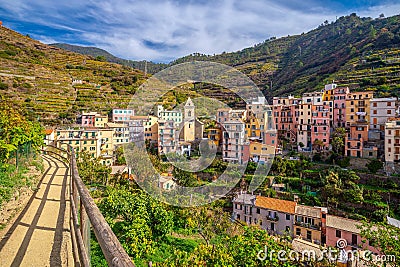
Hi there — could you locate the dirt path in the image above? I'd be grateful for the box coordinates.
[0,154,74,266]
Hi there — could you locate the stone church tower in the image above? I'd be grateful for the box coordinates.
[183,97,195,142]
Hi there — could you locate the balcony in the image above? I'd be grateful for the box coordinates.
[295,221,321,231]
[266,215,279,222]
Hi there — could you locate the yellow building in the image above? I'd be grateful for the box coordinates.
[206,128,222,146]
[56,129,102,158]
[249,142,275,163]
[99,129,114,165]
[144,116,159,145]
[345,91,373,127]
[106,122,130,150]
[94,114,109,128]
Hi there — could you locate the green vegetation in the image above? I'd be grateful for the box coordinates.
[172,14,400,98]
[366,159,384,174]
[360,221,400,267]
[50,43,167,74]
[0,99,44,162]
[0,99,43,209]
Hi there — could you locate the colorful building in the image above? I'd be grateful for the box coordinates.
[345,91,373,127]
[323,84,349,129]
[370,97,397,130]
[81,112,108,128]
[158,120,177,154]
[112,108,134,122]
[294,205,327,245]
[385,120,400,164]
[232,193,296,236]
[221,120,249,164]
[326,215,379,254]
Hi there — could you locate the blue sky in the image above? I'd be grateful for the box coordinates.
[0,0,399,62]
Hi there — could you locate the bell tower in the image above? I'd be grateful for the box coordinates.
[184,97,195,142]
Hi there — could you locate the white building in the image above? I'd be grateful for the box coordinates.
[112,109,134,122]
[370,97,397,130]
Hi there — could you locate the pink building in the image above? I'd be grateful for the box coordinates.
[310,102,331,149]
[331,87,349,128]
[326,215,380,254]
[232,193,296,236]
[81,112,108,127]
[273,96,300,145]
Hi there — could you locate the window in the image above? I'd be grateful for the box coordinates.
[373,102,377,107]
[271,222,275,231]
[296,228,301,236]
[373,110,377,115]
[336,230,342,238]
[387,110,392,114]
[352,234,358,246]
[256,208,260,214]
[388,102,392,106]
[307,230,312,240]
[286,214,290,220]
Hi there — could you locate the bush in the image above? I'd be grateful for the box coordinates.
[366,159,383,174]
[336,156,350,168]
[0,82,8,90]
[312,153,322,162]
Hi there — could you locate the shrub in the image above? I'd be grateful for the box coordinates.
[0,82,8,90]
[366,159,383,174]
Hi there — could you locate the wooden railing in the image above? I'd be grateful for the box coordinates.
[43,143,134,267]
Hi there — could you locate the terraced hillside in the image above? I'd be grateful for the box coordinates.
[172,14,400,98]
[50,43,167,74]
[0,26,146,125]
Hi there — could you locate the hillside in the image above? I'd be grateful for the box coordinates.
[50,43,167,74]
[0,26,147,125]
[172,13,400,98]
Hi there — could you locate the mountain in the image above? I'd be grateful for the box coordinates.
[0,26,147,125]
[50,43,167,74]
[173,13,400,99]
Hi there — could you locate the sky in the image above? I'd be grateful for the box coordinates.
[0,0,399,63]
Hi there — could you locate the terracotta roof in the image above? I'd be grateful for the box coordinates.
[45,129,54,135]
[255,196,296,214]
[326,215,361,234]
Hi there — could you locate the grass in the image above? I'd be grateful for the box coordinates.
[0,158,43,208]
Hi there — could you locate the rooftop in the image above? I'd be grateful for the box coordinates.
[255,195,296,214]
[326,215,361,233]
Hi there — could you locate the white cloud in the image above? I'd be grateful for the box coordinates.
[0,0,399,62]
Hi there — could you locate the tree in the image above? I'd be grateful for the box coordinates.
[95,55,107,62]
[359,221,400,267]
[77,151,111,185]
[370,25,377,38]
[0,99,44,162]
[173,167,197,187]
[98,188,173,260]
[331,128,346,154]
[366,159,383,174]
[312,139,325,152]
[115,146,126,165]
